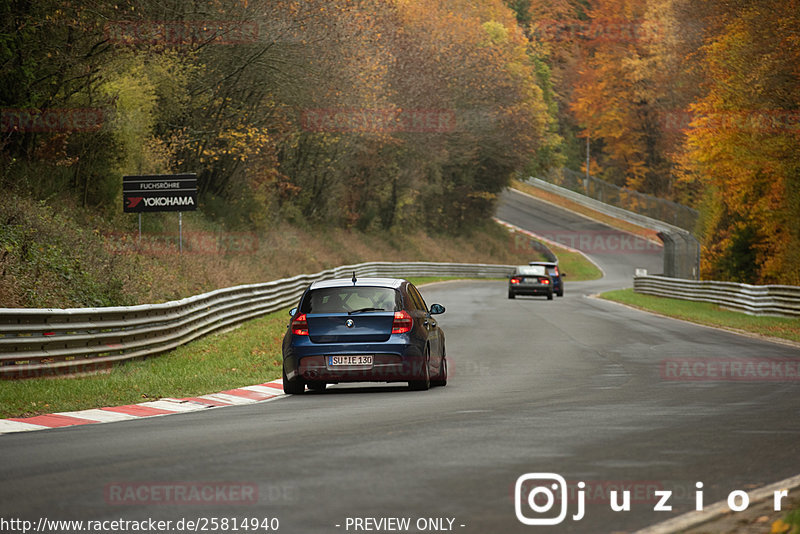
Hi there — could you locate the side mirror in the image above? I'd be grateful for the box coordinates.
[561,273,567,278]
[429,303,445,315]
[289,307,297,317]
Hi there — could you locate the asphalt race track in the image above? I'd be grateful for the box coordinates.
[1,189,798,533]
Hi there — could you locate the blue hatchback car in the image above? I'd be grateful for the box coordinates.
[281,277,446,394]
[529,261,566,297]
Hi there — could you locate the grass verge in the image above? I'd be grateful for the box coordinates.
[599,288,800,344]
[551,248,603,281]
[0,310,288,419]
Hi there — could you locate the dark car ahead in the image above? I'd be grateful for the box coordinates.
[528,261,566,297]
[281,277,446,394]
[508,265,553,300]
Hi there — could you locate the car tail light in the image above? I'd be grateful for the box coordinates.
[510,277,522,284]
[392,310,413,334]
[540,278,550,285]
[291,313,309,336]
[553,266,559,276]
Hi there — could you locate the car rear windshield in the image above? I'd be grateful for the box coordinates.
[531,264,558,275]
[300,287,401,314]
[517,265,546,276]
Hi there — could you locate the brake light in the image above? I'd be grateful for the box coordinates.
[510,277,521,284]
[541,278,550,285]
[291,313,309,336]
[553,266,559,276]
[392,310,413,334]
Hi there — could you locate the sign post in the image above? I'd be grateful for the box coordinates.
[123,174,198,253]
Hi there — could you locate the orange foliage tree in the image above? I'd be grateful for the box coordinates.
[683,0,800,284]
[568,0,679,196]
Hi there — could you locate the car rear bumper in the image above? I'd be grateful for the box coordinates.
[283,342,425,383]
[509,284,552,296]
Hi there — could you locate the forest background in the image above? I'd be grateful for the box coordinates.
[1,0,798,308]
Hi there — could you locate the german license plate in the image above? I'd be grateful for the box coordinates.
[327,355,374,368]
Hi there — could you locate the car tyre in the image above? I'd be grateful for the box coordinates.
[282,366,305,395]
[557,289,564,297]
[508,291,515,299]
[409,350,431,391]
[307,381,327,392]
[431,354,447,387]
[547,290,553,300]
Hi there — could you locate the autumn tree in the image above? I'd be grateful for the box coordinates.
[682,0,800,284]
[2,0,556,236]
[568,0,675,196]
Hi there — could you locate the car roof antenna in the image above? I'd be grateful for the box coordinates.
[352,271,357,285]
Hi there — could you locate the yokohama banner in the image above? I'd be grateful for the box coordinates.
[123,174,198,213]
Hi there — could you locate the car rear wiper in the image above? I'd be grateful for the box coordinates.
[348,307,385,314]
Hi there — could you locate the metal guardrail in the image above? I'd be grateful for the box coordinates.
[523,177,701,280]
[634,275,800,318]
[539,167,700,233]
[0,262,515,378]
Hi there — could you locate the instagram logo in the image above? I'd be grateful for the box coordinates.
[514,473,794,524]
[515,473,580,525]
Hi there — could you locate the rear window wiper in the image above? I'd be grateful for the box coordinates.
[348,307,386,314]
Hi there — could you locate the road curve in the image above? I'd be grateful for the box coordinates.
[1,190,798,534]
